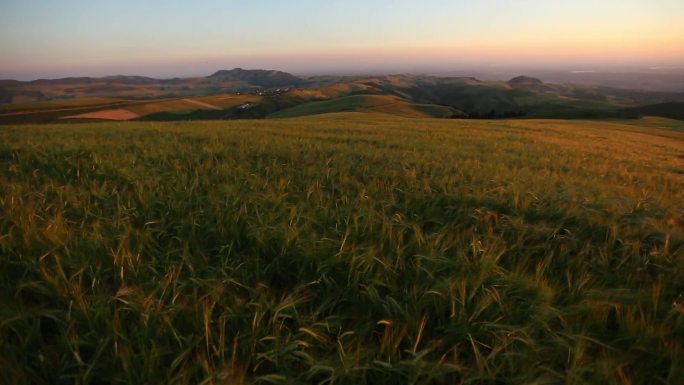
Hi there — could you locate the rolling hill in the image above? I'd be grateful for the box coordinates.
[207,68,303,87]
[622,102,684,120]
[1,69,683,123]
[361,75,627,118]
[269,95,464,118]
[0,68,304,104]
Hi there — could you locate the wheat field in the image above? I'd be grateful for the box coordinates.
[1,114,682,384]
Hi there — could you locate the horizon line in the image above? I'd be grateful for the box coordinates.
[4,64,684,83]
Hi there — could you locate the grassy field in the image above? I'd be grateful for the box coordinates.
[1,114,683,384]
[0,97,126,113]
[127,95,262,116]
[0,95,264,124]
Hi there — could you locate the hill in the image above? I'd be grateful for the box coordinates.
[0,69,303,105]
[207,68,303,88]
[381,76,621,118]
[269,94,464,118]
[508,75,543,85]
[622,102,684,120]
[1,70,683,122]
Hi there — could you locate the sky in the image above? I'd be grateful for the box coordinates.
[1,0,683,80]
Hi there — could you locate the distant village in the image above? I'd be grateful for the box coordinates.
[235,87,292,110]
[235,87,292,97]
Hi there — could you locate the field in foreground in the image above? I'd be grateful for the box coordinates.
[1,114,683,384]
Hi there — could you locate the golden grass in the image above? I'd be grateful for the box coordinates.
[0,115,682,384]
[63,108,140,120]
[0,97,125,113]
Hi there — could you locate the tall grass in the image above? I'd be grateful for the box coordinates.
[1,115,682,384]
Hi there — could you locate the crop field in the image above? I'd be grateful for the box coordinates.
[0,97,125,113]
[126,96,262,117]
[0,95,266,124]
[1,114,683,384]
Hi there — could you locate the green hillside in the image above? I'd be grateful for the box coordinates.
[206,68,303,87]
[270,94,462,118]
[390,78,625,118]
[623,102,684,120]
[0,97,125,112]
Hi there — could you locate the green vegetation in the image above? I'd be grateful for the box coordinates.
[269,95,460,118]
[402,81,624,119]
[616,116,684,131]
[1,115,683,384]
[623,103,684,121]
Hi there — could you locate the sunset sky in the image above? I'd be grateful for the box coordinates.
[1,0,683,80]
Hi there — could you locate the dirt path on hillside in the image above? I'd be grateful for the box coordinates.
[182,98,222,110]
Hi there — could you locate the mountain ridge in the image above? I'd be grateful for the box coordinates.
[207,68,303,87]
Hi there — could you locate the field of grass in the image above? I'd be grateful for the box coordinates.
[1,115,683,384]
[126,95,262,117]
[125,99,200,116]
[0,95,264,124]
[193,95,262,110]
[0,97,125,113]
[617,116,684,131]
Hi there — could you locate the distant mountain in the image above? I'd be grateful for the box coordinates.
[0,80,22,87]
[207,68,303,88]
[26,75,163,86]
[29,77,98,85]
[0,69,306,103]
[100,75,160,85]
[507,75,556,93]
[508,76,543,85]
